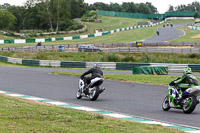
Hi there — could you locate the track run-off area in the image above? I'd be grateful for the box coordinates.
[0,67,200,132]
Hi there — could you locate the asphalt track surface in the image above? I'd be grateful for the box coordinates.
[0,67,200,129]
[145,23,187,43]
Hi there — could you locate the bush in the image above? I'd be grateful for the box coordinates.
[106,54,119,62]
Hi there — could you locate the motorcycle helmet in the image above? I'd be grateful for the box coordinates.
[183,67,192,74]
[93,64,100,68]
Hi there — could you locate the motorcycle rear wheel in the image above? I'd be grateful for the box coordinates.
[89,86,100,101]
[182,95,197,114]
[162,95,171,111]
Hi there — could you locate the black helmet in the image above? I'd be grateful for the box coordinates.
[93,64,100,68]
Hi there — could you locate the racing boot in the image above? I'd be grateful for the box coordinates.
[100,87,105,94]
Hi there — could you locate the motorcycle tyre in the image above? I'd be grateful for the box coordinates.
[89,86,100,101]
[162,95,171,111]
[76,87,82,99]
[183,95,197,114]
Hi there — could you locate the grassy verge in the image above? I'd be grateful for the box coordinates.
[0,19,195,47]
[0,26,158,48]
[51,71,186,85]
[0,94,184,133]
[0,16,147,40]
[170,26,200,42]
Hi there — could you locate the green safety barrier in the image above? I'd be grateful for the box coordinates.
[4,40,14,44]
[22,59,40,66]
[0,56,8,62]
[26,39,36,43]
[116,63,150,70]
[97,10,200,20]
[56,37,64,41]
[188,64,200,72]
[72,36,81,39]
[88,34,95,37]
[45,38,52,42]
[133,66,168,75]
[61,61,86,68]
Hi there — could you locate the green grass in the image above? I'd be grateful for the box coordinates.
[0,26,158,48]
[52,71,179,85]
[0,16,148,40]
[0,18,195,48]
[0,94,184,133]
[171,26,200,42]
[52,71,200,86]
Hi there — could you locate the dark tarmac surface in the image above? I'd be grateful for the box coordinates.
[0,67,200,128]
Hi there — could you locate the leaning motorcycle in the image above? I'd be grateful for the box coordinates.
[162,80,200,114]
[76,77,105,101]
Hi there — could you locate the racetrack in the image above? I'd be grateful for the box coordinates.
[145,23,187,42]
[0,67,200,129]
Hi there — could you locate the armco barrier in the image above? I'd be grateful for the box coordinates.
[151,63,188,73]
[116,63,150,70]
[86,62,116,69]
[1,55,200,72]
[188,26,200,31]
[22,59,40,66]
[0,56,8,62]
[188,64,200,72]
[61,61,86,68]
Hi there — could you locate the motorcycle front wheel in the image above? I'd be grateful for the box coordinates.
[162,95,171,111]
[76,87,82,99]
[89,86,100,101]
[182,95,197,114]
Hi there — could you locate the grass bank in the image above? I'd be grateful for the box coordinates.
[171,26,200,42]
[0,16,147,40]
[1,51,200,64]
[0,94,184,133]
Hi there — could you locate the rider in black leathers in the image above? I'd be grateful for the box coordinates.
[80,64,103,85]
[80,64,105,93]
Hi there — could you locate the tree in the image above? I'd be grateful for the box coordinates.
[194,12,200,18]
[0,10,16,30]
[146,2,157,14]
[168,5,174,12]
[137,3,152,14]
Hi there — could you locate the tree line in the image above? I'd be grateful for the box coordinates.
[168,1,200,12]
[0,0,158,32]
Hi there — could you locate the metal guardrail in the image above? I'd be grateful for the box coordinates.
[1,42,200,53]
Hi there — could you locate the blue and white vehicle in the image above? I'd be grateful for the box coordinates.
[162,82,200,114]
